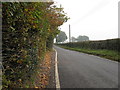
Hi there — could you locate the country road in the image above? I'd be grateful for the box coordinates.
[54,46,118,88]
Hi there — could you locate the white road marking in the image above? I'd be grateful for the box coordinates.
[54,48,60,90]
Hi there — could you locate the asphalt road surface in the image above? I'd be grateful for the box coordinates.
[54,46,118,88]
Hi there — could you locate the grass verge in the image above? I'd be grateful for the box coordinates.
[57,45,120,62]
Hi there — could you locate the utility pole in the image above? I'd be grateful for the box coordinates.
[69,24,71,42]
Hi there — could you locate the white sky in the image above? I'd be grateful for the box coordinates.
[54,0,119,40]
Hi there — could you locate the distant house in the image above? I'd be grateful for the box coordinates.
[71,37,77,42]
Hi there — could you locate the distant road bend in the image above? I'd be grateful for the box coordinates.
[54,46,118,88]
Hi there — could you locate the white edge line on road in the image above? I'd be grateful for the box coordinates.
[54,48,61,89]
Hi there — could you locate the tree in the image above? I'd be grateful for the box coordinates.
[56,31,67,43]
[77,35,89,42]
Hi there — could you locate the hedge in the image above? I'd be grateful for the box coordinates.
[2,2,68,88]
[59,38,120,52]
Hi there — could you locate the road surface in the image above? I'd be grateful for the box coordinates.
[54,46,118,88]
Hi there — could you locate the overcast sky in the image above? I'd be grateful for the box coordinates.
[54,0,119,41]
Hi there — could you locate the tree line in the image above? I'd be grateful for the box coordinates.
[56,31,89,43]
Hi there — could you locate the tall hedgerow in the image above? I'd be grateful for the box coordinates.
[2,2,68,88]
